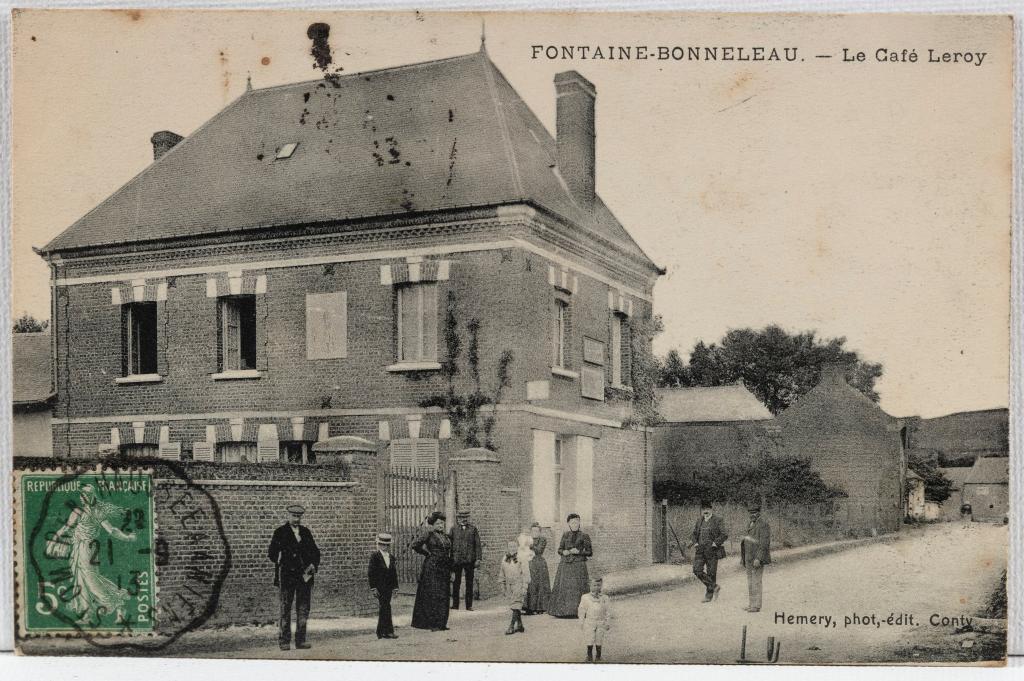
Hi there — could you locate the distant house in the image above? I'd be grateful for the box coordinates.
[937,466,972,520]
[652,384,775,484]
[775,364,906,535]
[961,457,1009,522]
[11,332,55,457]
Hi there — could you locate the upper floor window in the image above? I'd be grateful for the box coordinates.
[553,300,569,369]
[611,313,631,386]
[123,302,158,376]
[219,295,257,371]
[397,283,438,363]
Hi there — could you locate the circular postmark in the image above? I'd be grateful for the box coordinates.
[15,458,231,652]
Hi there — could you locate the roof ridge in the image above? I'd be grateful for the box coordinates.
[480,54,524,198]
[249,51,481,96]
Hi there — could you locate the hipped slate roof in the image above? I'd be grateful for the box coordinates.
[42,50,656,272]
[12,333,54,405]
[656,384,773,423]
[963,457,1009,485]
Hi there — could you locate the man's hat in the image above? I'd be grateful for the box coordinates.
[456,509,471,518]
[700,500,712,510]
[747,502,762,512]
[286,504,306,515]
[376,532,393,545]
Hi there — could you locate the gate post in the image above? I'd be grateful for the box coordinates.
[449,447,506,600]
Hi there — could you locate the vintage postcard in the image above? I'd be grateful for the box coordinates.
[8,9,1012,665]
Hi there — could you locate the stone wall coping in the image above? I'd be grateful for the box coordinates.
[449,448,500,463]
[153,478,359,488]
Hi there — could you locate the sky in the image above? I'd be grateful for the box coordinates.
[10,10,1012,418]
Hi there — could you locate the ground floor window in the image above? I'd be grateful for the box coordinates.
[281,441,317,464]
[217,442,256,463]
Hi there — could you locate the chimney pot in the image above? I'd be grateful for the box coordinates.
[150,130,183,161]
[554,70,596,212]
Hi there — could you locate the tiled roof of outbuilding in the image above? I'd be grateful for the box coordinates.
[42,51,657,271]
[656,384,774,423]
[12,333,54,405]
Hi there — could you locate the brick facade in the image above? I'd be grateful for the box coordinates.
[38,56,663,624]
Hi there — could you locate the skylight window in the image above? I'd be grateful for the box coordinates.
[275,142,298,160]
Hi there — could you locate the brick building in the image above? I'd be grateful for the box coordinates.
[652,384,775,485]
[36,49,662,611]
[11,332,55,457]
[775,364,907,535]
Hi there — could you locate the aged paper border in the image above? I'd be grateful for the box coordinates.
[0,0,1020,679]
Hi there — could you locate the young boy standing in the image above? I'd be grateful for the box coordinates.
[577,577,612,662]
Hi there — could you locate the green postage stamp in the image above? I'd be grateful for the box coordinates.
[15,468,157,636]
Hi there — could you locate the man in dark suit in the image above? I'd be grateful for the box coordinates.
[688,500,728,603]
[367,532,399,639]
[449,509,482,610]
[740,501,772,612]
[268,504,321,650]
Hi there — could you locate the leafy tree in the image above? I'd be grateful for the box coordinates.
[659,348,689,387]
[13,313,49,334]
[658,325,883,414]
[906,450,953,503]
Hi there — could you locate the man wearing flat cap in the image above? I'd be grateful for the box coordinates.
[740,500,772,613]
[268,504,321,650]
[449,509,482,610]
[367,532,399,639]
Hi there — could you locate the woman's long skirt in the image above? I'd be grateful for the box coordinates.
[548,559,588,618]
[411,556,451,630]
[524,555,551,613]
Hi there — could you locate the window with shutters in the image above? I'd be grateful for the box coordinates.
[389,438,440,471]
[122,302,158,376]
[552,299,570,369]
[397,283,438,363]
[306,292,347,360]
[218,295,257,371]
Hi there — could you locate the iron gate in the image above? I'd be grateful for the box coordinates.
[384,466,448,587]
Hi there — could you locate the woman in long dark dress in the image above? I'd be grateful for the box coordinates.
[548,513,593,618]
[523,522,551,615]
[411,511,453,631]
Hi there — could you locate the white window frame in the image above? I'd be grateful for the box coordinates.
[397,283,438,364]
[553,300,567,369]
[220,296,257,372]
[125,302,158,377]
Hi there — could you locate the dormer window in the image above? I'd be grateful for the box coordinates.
[275,142,298,160]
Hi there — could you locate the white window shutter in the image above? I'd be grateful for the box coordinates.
[306,292,347,360]
[257,423,280,463]
[413,440,440,471]
[390,440,415,469]
[576,436,594,525]
[192,441,215,462]
[158,442,181,461]
[532,430,556,525]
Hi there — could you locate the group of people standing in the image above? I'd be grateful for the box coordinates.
[268,505,612,660]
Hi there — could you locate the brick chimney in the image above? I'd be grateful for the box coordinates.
[819,362,850,386]
[554,71,596,212]
[150,131,183,161]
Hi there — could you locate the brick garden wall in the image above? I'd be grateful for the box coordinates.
[14,456,381,630]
